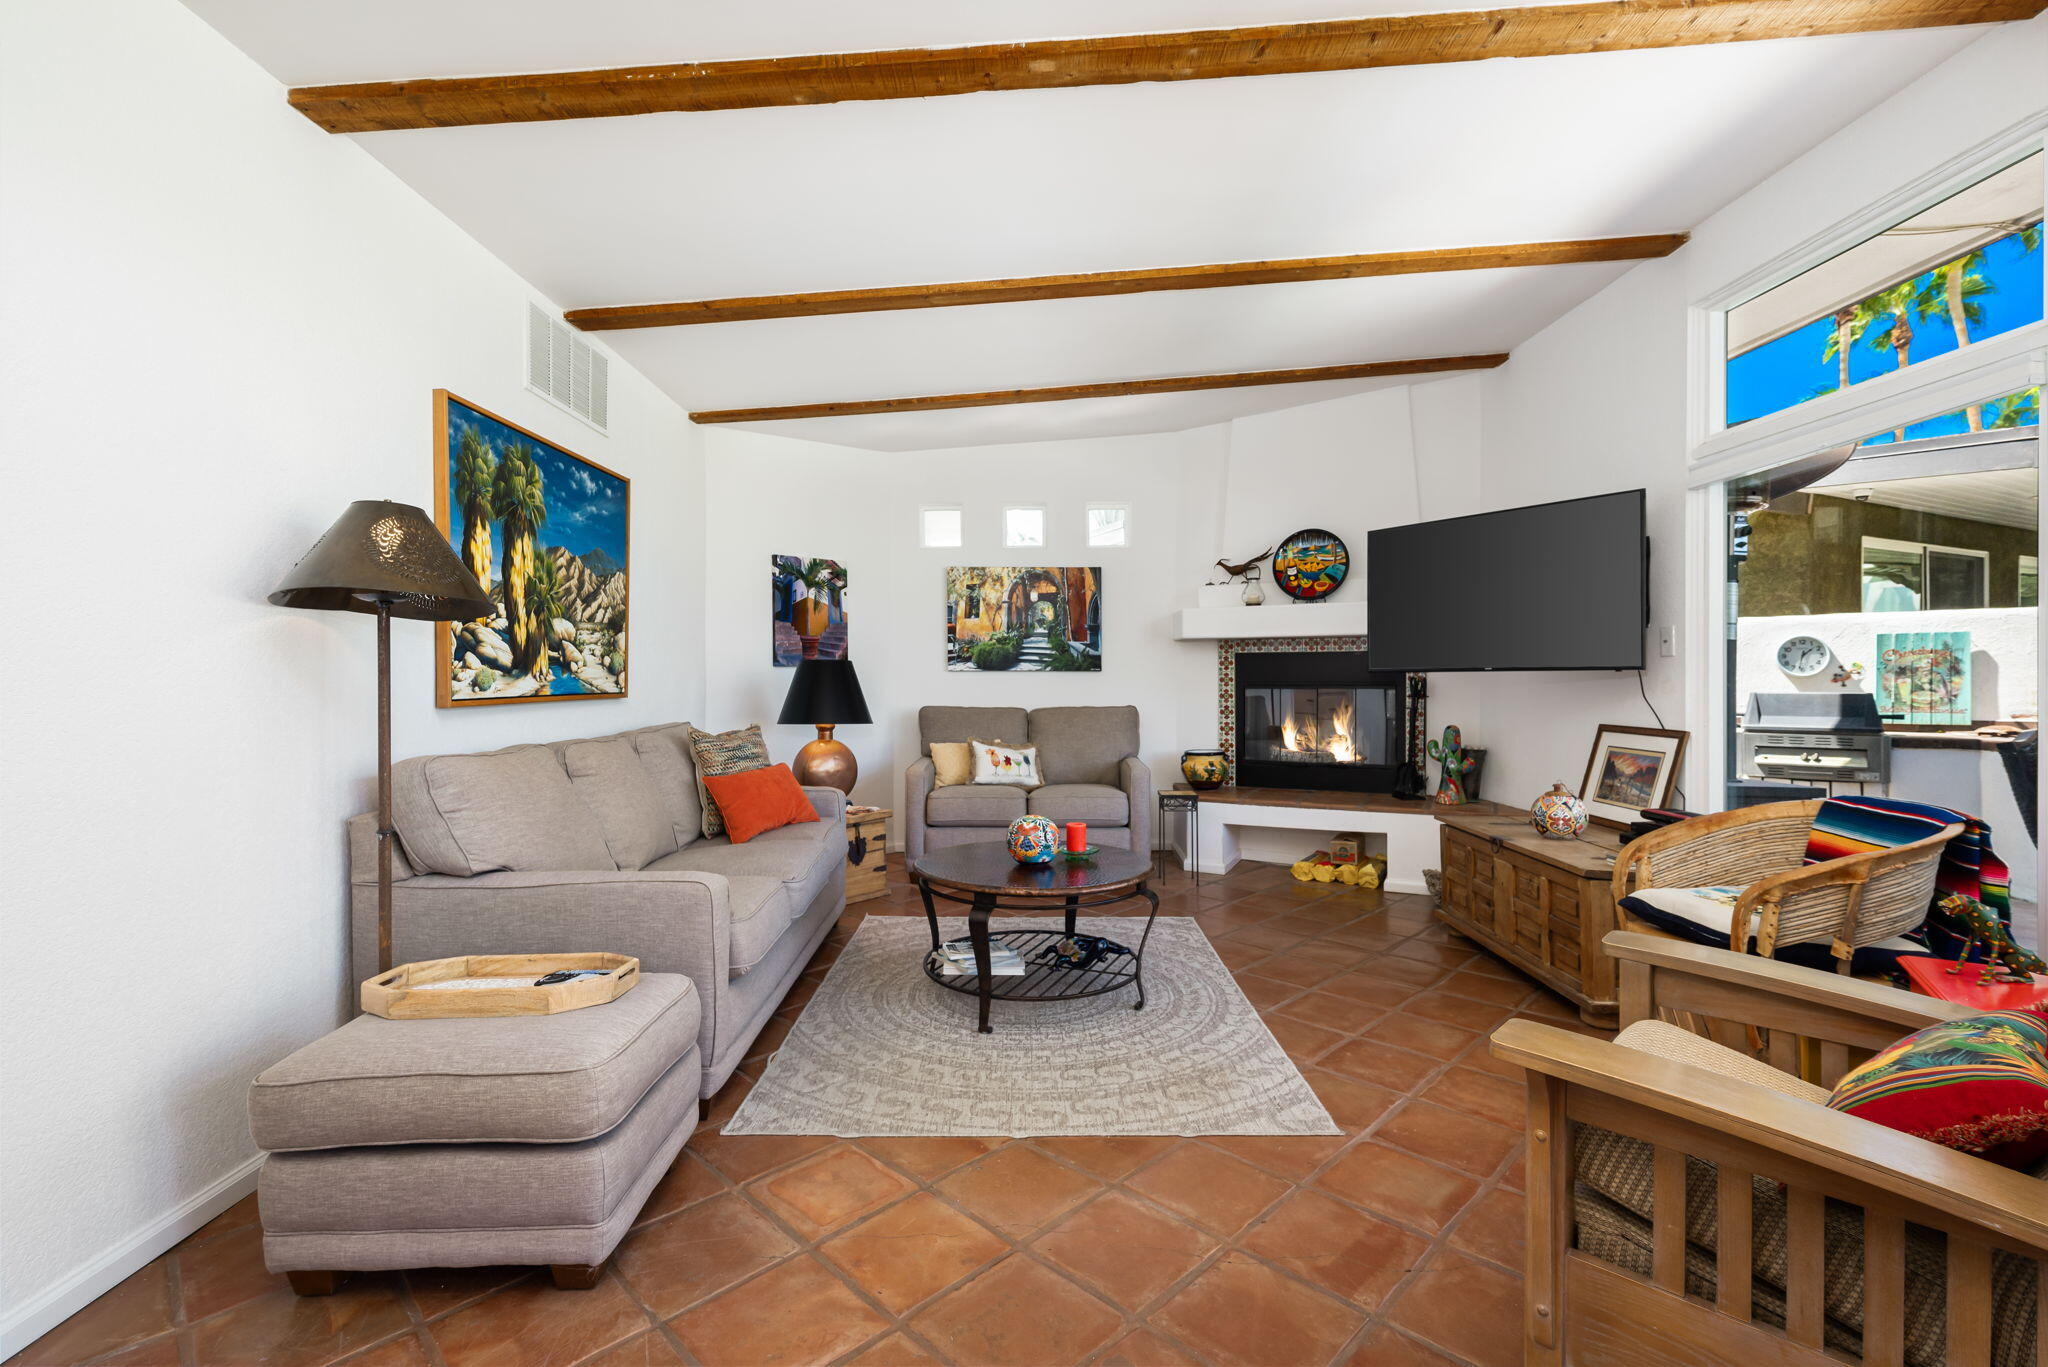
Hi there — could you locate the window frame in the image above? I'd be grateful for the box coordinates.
[2021,553,2040,607]
[1002,504,1047,549]
[1085,502,1131,547]
[1859,535,1993,611]
[919,505,963,549]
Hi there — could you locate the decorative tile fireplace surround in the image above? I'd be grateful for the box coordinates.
[1215,637,1414,789]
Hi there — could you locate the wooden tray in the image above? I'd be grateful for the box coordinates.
[362,953,639,1019]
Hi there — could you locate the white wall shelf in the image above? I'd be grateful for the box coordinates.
[1172,602,1368,641]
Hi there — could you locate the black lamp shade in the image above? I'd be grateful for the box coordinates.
[778,658,872,725]
[270,499,494,622]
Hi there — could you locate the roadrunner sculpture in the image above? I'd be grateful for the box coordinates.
[1209,548,1272,585]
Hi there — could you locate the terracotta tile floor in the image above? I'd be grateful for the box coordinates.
[13,856,1614,1367]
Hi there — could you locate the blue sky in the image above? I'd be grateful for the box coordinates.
[1726,227,2042,430]
[445,398,627,570]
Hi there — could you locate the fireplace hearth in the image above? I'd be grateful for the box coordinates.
[1233,649,1408,793]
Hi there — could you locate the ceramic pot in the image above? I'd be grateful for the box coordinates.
[1006,814,1060,864]
[1180,749,1228,790]
[790,596,830,658]
[1529,782,1588,839]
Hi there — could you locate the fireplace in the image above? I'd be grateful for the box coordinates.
[1233,650,1407,793]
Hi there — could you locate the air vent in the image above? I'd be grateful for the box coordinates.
[525,302,609,431]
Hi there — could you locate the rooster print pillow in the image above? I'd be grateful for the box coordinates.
[970,740,1042,788]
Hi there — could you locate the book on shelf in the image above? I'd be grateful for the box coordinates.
[929,941,1026,976]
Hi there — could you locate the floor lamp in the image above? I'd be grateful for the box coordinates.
[270,500,493,978]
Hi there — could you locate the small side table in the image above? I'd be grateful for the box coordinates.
[846,805,890,904]
[1158,788,1200,886]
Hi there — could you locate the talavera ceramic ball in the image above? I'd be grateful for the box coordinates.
[1006,814,1060,864]
[1529,782,1589,839]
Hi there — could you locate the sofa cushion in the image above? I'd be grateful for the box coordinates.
[249,975,699,1150]
[628,724,704,852]
[1826,1007,2048,1167]
[927,784,1027,827]
[390,744,616,877]
[1028,783,1130,826]
[1621,885,1926,975]
[918,706,1028,755]
[970,740,1042,788]
[931,741,973,787]
[561,738,678,871]
[1029,706,1139,785]
[687,724,771,839]
[652,825,834,938]
[703,764,821,845]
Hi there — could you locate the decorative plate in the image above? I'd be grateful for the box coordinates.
[1272,528,1349,602]
[1776,634,1831,677]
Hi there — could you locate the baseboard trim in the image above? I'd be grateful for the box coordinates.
[0,1154,263,1359]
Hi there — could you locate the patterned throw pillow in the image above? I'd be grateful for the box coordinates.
[1826,1007,2048,1168]
[930,741,973,788]
[687,723,770,839]
[970,739,1041,788]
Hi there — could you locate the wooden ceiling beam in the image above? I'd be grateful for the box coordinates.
[688,354,1509,424]
[288,0,2041,134]
[567,235,1686,330]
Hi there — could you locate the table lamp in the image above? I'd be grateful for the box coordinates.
[778,657,872,793]
[270,500,493,976]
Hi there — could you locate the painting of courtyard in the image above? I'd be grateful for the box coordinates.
[436,392,629,705]
[946,567,1101,672]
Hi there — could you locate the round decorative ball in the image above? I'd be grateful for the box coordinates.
[1529,782,1589,840]
[1180,749,1228,790]
[1006,814,1061,864]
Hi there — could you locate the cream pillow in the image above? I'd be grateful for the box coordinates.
[931,741,973,788]
[970,739,1041,788]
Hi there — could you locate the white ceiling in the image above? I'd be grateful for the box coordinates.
[184,3,1992,450]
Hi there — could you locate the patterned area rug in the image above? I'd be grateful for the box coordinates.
[724,915,1339,1137]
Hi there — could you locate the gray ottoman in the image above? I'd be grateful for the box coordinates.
[249,974,700,1292]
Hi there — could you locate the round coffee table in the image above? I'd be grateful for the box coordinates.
[911,842,1160,1034]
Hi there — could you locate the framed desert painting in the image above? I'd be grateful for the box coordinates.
[945,567,1101,672]
[432,390,629,707]
[1578,724,1688,827]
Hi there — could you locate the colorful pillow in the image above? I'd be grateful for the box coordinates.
[700,765,821,845]
[970,739,1041,788]
[930,741,973,788]
[1826,1007,2048,1168]
[686,723,770,838]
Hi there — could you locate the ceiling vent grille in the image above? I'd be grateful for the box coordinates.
[526,303,609,431]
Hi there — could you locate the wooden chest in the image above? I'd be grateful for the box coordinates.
[846,806,890,904]
[1435,805,1626,1024]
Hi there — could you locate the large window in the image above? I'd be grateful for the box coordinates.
[1725,153,2043,428]
[1860,537,1988,611]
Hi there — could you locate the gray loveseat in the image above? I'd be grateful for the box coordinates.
[346,722,843,1100]
[903,705,1154,861]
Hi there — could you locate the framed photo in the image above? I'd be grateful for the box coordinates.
[1578,724,1688,827]
[432,390,629,707]
[771,556,847,666]
[944,567,1102,672]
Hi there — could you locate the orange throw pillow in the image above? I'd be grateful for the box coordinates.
[700,764,821,844]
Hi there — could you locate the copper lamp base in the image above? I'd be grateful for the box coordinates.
[794,724,858,793]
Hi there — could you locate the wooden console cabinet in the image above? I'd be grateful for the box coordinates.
[1434,805,1627,1024]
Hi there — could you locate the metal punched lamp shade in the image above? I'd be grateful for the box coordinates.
[269,499,493,619]
[779,658,871,794]
[271,499,491,986]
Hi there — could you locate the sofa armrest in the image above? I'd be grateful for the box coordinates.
[1119,755,1155,852]
[904,756,936,863]
[364,869,734,1065]
[801,785,847,824]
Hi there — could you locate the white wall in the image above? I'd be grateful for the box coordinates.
[0,0,703,1351]
[1734,607,2038,720]
[1450,16,2047,818]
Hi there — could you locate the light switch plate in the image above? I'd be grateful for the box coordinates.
[1659,625,1677,658]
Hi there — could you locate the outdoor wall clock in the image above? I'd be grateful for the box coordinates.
[1776,635,1832,677]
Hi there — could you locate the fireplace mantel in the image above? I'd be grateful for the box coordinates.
[1172,602,1368,641]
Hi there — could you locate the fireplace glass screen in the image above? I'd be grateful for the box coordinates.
[1241,686,1400,768]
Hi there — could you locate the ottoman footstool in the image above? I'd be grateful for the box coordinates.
[249,973,700,1291]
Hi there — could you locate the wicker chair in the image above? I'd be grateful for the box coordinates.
[1612,799,1962,972]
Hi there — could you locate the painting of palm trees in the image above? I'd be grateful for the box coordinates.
[433,391,629,707]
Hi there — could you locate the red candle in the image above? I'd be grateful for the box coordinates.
[1065,822,1087,852]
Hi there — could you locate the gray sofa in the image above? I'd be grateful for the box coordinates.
[346,722,843,1099]
[903,705,1154,861]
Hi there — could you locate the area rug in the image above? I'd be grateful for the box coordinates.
[723,915,1339,1137]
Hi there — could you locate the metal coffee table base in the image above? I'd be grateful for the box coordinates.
[917,882,1162,1034]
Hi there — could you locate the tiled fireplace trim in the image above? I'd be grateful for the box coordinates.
[1216,636,1382,784]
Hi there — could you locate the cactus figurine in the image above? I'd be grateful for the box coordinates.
[1426,725,1479,806]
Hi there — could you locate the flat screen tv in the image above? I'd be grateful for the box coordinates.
[1367,490,1647,673]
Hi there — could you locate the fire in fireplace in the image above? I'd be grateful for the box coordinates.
[1234,650,1408,792]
